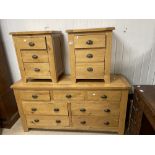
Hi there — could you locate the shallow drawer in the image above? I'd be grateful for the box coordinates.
[24,63,51,79]
[87,90,121,101]
[71,101,120,116]
[74,34,106,48]
[53,90,85,100]
[22,101,68,115]
[26,115,69,128]
[21,50,49,63]
[72,116,119,129]
[76,63,104,79]
[75,49,105,63]
[21,90,51,101]
[16,36,46,49]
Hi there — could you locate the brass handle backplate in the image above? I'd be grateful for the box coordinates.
[86,40,93,45]
[101,95,107,99]
[87,67,93,72]
[32,55,38,59]
[86,54,93,58]
[29,42,35,47]
[32,94,38,99]
[66,94,72,99]
[34,68,40,72]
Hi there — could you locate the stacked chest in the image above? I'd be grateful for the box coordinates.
[13,75,130,134]
[67,28,115,83]
[11,31,64,82]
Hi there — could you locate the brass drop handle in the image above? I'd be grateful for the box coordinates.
[34,119,39,123]
[104,109,110,113]
[104,121,110,125]
[80,108,86,112]
[80,121,86,125]
[32,94,38,99]
[132,105,138,112]
[86,40,93,45]
[54,108,60,112]
[31,108,37,112]
[32,55,38,59]
[56,120,61,123]
[87,67,93,72]
[66,94,72,99]
[101,95,107,99]
[34,68,40,72]
[86,54,93,58]
[29,42,35,47]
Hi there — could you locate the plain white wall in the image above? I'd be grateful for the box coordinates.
[0,19,155,85]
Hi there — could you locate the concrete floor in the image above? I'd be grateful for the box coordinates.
[2,119,109,135]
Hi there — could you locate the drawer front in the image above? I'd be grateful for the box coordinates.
[87,91,122,101]
[21,50,49,63]
[75,49,105,63]
[76,63,104,79]
[21,91,51,101]
[16,36,46,49]
[53,90,85,100]
[71,101,120,116]
[74,34,106,48]
[24,63,50,78]
[22,101,68,115]
[26,115,69,128]
[72,116,119,129]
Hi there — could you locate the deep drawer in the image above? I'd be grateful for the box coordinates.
[72,116,119,129]
[71,101,120,116]
[26,115,70,128]
[22,101,68,115]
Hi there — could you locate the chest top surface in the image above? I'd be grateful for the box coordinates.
[11,74,130,90]
[66,27,115,34]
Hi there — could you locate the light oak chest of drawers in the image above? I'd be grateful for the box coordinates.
[66,27,115,83]
[10,31,64,82]
[12,75,130,134]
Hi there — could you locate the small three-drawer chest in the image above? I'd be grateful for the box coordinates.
[66,27,115,83]
[11,31,64,82]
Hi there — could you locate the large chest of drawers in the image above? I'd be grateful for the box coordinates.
[66,28,115,83]
[12,75,130,134]
[11,31,64,82]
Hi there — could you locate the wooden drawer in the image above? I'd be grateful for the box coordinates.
[24,63,50,79]
[16,36,46,49]
[21,90,51,101]
[53,90,85,100]
[22,101,68,115]
[74,34,106,48]
[26,115,69,128]
[72,116,119,129]
[75,49,105,63]
[71,101,120,116]
[87,90,121,101]
[21,50,49,63]
[76,63,104,79]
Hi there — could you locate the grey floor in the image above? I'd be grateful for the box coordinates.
[2,119,111,135]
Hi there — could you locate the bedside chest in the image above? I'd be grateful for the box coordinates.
[10,31,64,82]
[66,27,115,83]
[12,75,130,134]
